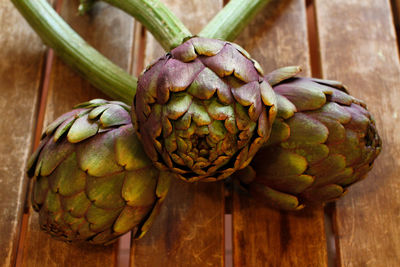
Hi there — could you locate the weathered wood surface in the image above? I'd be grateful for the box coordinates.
[19,1,134,266]
[232,0,328,266]
[131,180,225,267]
[4,0,400,266]
[0,1,47,266]
[315,0,400,265]
[130,1,225,266]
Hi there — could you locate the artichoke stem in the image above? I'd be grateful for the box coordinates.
[199,0,272,42]
[102,0,192,51]
[11,0,136,104]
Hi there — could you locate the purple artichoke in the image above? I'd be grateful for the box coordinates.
[235,67,382,210]
[133,37,277,182]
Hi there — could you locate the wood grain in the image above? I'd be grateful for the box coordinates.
[232,0,328,266]
[20,1,135,266]
[0,1,47,266]
[315,0,400,265]
[130,1,225,266]
[131,180,225,267]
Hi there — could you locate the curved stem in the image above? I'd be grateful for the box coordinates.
[101,0,192,51]
[13,0,271,107]
[11,0,136,104]
[199,0,271,42]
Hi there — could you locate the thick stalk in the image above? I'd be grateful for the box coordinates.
[11,0,135,104]
[199,0,271,42]
[101,0,191,50]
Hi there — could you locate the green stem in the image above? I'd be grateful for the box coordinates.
[13,0,271,107]
[100,0,192,51]
[199,0,271,42]
[11,0,136,104]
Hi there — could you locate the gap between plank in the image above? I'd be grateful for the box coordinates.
[131,24,147,78]
[306,1,337,266]
[306,0,322,79]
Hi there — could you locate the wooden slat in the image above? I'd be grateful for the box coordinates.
[0,1,48,266]
[20,1,135,266]
[131,180,225,267]
[130,1,225,266]
[315,0,400,265]
[232,0,328,266]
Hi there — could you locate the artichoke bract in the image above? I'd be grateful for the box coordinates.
[27,99,171,245]
[235,67,381,210]
[134,37,277,182]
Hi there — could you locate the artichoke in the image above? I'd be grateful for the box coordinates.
[235,67,381,210]
[27,99,171,245]
[134,37,277,182]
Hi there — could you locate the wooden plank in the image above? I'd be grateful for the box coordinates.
[130,1,225,266]
[0,1,48,266]
[315,0,400,266]
[19,1,135,266]
[232,0,328,266]
[131,180,225,267]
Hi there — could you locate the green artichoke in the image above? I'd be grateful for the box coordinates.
[27,99,171,245]
[134,37,277,182]
[235,67,381,210]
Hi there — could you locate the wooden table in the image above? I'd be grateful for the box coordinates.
[1,0,400,266]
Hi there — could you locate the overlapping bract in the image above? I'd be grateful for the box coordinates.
[134,37,277,182]
[236,67,381,210]
[27,99,171,244]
